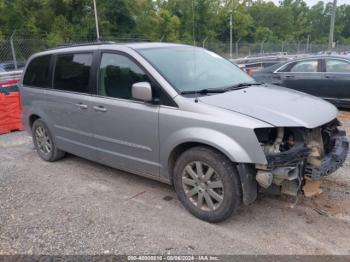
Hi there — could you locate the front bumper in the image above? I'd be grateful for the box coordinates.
[305,134,349,180]
[255,123,348,196]
[263,130,349,181]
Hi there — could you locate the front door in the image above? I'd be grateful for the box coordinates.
[280,59,324,97]
[90,52,160,177]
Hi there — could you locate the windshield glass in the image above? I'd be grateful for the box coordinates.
[138,46,255,93]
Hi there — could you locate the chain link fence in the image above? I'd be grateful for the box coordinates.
[0,39,48,68]
[1,37,350,69]
[0,36,152,69]
[204,42,350,58]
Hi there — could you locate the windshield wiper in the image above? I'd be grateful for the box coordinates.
[180,82,262,95]
[180,88,228,95]
[224,82,262,91]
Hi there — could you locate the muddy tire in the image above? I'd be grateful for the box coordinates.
[32,119,65,162]
[173,146,242,223]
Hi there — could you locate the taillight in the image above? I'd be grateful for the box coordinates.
[246,68,253,76]
[0,79,19,88]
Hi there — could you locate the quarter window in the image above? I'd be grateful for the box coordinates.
[275,64,289,72]
[290,60,318,72]
[325,59,350,73]
[53,53,93,93]
[98,53,149,100]
[23,55,52,88]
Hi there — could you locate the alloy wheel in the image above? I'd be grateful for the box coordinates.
[182,161,224,211]
[35,126,52,155]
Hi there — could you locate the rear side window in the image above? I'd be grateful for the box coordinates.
[53,53,93,93]
[23,55,52,87]
[325,59,350,73]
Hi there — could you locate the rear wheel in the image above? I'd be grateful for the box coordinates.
[173,146,242,223]
[32,119,65,162]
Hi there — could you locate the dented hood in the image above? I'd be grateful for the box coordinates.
[198,84,338,128]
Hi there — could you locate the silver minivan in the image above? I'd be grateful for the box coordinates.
[20,43,348,222]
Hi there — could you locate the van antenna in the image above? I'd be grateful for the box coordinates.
[192,0,196,46]
[192,0,198,103]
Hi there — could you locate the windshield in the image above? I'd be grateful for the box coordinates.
[138,46,255,93]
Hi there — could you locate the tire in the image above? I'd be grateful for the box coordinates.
[173,146,242,223]
[32,119,65,162]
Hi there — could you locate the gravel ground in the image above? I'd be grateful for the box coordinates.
[1,113,350,255]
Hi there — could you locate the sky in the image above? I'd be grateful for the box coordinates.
[270,0,349,6]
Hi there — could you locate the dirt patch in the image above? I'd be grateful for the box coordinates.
[337,111,350,123]
[303,180,322,197]
[338,111,350,135]
[302,179,350,221]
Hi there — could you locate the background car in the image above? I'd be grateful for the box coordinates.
[231,53,291,73]
[0,61,24,88]
[0,61,25,72]
[252,55,350,108]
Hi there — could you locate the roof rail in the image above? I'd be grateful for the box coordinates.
[47,41,117,51]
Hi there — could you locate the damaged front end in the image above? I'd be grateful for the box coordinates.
[254,119,349,197]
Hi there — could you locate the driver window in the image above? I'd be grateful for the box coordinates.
[290,60,318,72]
[99,53,150,100]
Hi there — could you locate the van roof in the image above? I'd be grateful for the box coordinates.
[45,41,191,52]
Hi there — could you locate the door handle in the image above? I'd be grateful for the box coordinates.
[325,75,333,79]
[75,103,88,109]
[93,105,107,112]
[285,75,295,78]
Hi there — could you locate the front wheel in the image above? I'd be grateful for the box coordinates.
[173,146,242,223]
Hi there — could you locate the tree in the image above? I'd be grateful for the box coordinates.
[216,2,253,42]
[158,9,181,42]
[134,0,162,41]
[336,4,350,44]
[249,2,294,41]
[0,0,349,46]
[281,0,310,41]
[253,26,274,42]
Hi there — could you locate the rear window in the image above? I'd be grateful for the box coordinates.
[23,55,52,88]
[53,53,93,93]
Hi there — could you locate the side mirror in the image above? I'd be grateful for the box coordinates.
[132,82,153,102]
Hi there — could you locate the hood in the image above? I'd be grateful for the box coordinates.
[198,84,338,128]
